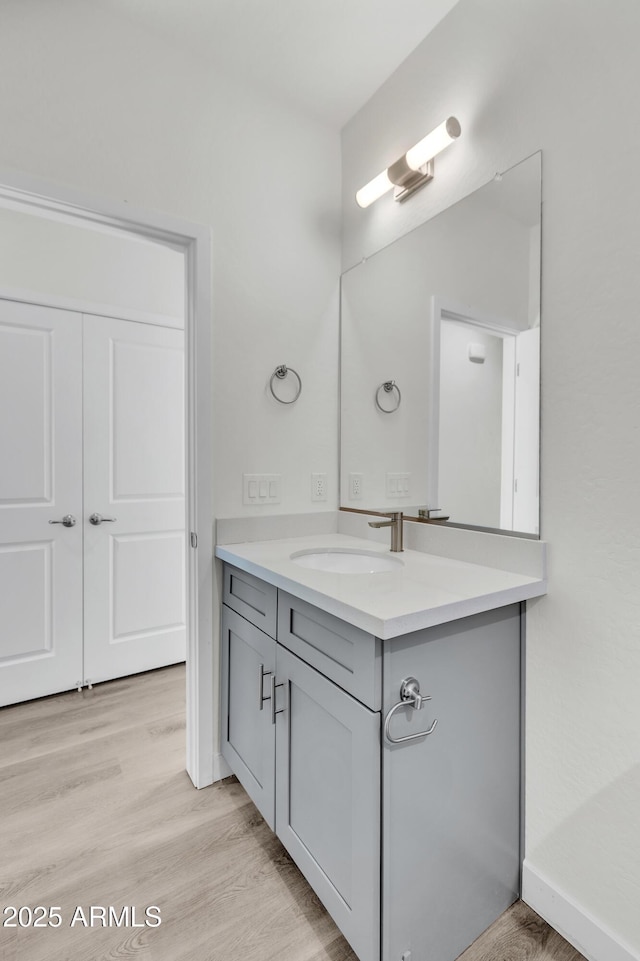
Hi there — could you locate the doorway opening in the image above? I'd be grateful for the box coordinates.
[430,298,540,535]
[0,172,214,788]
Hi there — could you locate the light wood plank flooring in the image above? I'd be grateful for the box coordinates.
[0,665,585,961]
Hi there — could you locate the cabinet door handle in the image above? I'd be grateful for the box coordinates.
[384,676,438,745]
[270,674,285,725]
[258,664,272,711]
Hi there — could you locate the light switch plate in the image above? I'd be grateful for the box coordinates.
[243,474,281,505]
[386,472,410,497]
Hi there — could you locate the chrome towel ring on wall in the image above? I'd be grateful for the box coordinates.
[270,364,302,404]
[375,380,401,413]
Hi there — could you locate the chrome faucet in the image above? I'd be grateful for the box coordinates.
[367,511,404,552]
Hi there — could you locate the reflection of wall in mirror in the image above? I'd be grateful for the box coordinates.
[341,166,539,514]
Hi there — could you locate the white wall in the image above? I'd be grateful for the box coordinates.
[342,0,640,956]
[0,206,185,322]
[0,0,341,519]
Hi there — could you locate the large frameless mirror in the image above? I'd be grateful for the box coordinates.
[340,152,541,536]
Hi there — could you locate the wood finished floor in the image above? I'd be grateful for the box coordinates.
[0,665,586,961]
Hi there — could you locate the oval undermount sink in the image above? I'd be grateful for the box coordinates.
[290,548,403,574]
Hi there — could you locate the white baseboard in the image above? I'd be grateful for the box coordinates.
[522,860,639,961]
[212,753,233,782]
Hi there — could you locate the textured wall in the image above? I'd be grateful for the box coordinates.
[342,0,640,953]
[0,0,341,518]
[0,207,185,321]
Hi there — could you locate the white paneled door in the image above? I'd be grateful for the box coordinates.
[83,317,185,685]
[0,301,83,704]
[0,301,185,706]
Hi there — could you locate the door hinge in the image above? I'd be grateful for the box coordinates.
[190,531,198,548]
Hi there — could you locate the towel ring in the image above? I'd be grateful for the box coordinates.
[270,365,302,405]
[375,380,401,413]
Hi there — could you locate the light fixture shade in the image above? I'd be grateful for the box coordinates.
[355,116,461,209]
[405,117,461,171]
[355,169,393,209]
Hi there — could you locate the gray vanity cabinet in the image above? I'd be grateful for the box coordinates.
[221,563,522,961]
[221,568,381,961]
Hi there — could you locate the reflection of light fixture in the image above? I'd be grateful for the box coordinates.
[355,117,461,208]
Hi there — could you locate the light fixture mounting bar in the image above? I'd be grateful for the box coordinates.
[393,160,434,203]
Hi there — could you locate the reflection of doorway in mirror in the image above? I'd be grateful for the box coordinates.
[431,300,539,535]
[513,327,540,534]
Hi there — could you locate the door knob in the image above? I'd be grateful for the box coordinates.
[49,514,77,528]
[89,513,117,526]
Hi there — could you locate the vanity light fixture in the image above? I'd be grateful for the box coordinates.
[355,116,461,208]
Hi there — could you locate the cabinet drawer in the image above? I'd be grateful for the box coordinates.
[223,564,277,639]
[277,591,381,711]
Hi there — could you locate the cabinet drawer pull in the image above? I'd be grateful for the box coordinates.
[270,674,285,725]
[384,677,438,745]
[258,664,272,711]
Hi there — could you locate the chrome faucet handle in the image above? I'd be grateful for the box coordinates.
[418,507,441,519]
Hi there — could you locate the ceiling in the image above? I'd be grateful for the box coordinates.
[106,0,461,128]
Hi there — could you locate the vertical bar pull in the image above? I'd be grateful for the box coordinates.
[270,674,285,725]
[258,663,272,711]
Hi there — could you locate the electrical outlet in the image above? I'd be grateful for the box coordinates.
[243,473,281,505]
[311,472,327,502]
[349,472,363,500]
[386,472,410,498]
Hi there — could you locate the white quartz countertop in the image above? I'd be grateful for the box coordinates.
[215,533,546,639]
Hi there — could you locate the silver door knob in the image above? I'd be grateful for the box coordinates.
[49,514,76,528]
[89,513,117,526]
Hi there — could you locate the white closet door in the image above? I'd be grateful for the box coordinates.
[83,316,186,684]
[0,300,83,705]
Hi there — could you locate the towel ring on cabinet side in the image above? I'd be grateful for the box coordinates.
[375,380,401,413]
[270,365,302,404]
[384,677,438,744]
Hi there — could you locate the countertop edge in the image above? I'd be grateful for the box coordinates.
[215,544,546,639]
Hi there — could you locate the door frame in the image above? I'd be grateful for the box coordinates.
[430,296,520,529]
[0,168,214,789]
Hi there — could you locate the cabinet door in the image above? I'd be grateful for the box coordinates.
[221,606,276,829]
[275,645,380,961]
